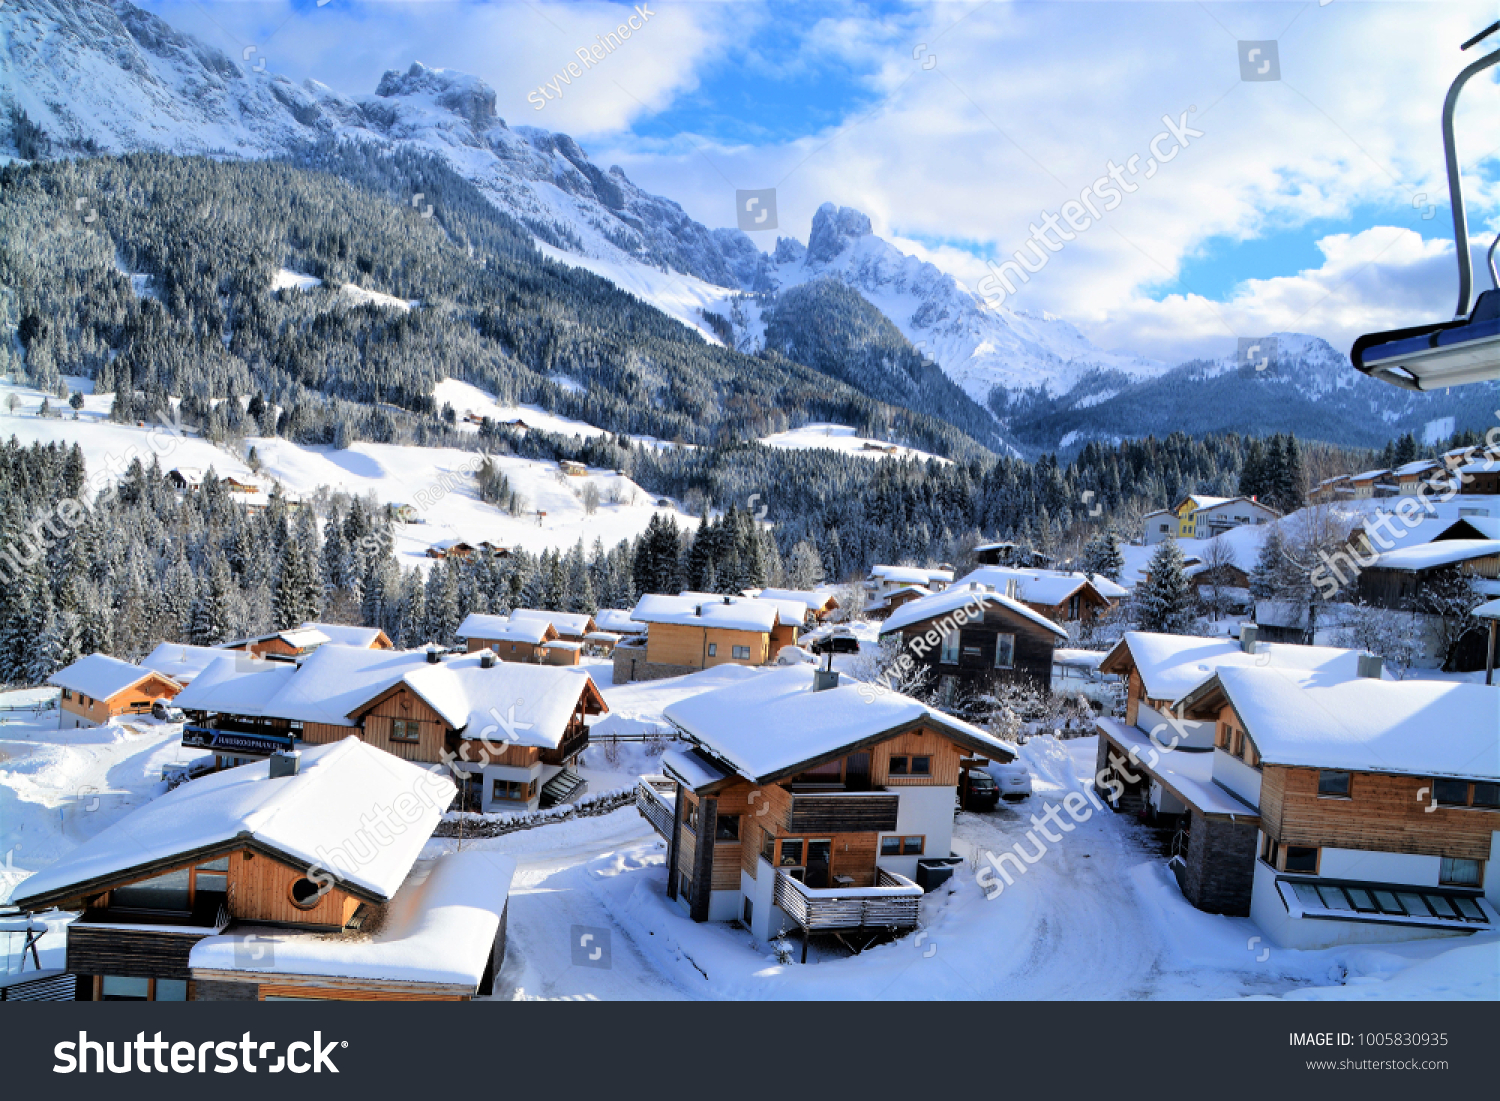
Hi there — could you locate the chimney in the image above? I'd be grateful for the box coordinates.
[814,668,840,692]
[480,649,496,669]
[1240,624,1258,654]
[1357,653,1383,679]
[426,644,442,664]
[269,750,301,779]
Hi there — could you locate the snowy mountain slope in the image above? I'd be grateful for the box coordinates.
[750,204,1168,404]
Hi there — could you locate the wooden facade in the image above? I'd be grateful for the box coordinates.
[60,672,181,726]
[886,602,1058,693]
[351,683,451,763]
[645,621,771,670]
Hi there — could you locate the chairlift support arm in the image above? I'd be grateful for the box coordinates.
[1442,36,1500,317]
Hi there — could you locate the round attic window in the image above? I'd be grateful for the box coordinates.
[288,876,323,909]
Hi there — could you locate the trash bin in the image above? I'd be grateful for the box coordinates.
[915,856,963,892]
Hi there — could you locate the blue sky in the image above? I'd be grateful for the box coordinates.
[141,1,1500,359]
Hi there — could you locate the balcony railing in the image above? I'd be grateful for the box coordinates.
[636,777,676,840]
[773,868,922,933]
[540,721,590,767]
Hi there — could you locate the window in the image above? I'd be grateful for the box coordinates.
[677,869,693,906]
[194,857,229,896]
[682,800,699,832]
[1472,783,1500,808]
[940,630,960,665]
[391,719,421,742]
[890,755,908,775]
[716,814,740,841]
[911,755,931,777]
[61,688,72,700]
[1216,723,1231,750]
[100,975,151,1001]
[1261,835,1279,866]
[1433,779,1469,806]
[154,979,188,1001]
[732,645,751,660]
[760,829,776,864]
[111,868,191,912]
[1440,857,1483,887]
[492,778,536,803]
[882,835,925,856]
[1317,770,1351,798]
[743,897,753,925]
[778,839,803,867]
[1067,594,1081,620]
[707,643,717,656]
[1283,846,1319,873]
[288,876,323,910]
[994,633,1015,670]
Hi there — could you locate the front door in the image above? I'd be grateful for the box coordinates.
[805,840,832,888]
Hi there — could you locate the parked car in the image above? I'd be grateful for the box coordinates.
[986,759,1033,801]
[152,698,186,722]
[959,771,1000,811]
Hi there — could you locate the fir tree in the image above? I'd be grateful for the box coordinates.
[1134,538,1193,634]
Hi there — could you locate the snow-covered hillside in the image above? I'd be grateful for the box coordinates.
[0,377,696,562]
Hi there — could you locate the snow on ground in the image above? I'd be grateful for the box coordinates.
[0,690,206,905]
[431,726,1500,1001]
[0,377,697,561]
[272,268,323,292]
[760,423,948,465]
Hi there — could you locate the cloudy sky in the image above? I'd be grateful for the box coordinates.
[141,1,1500,362]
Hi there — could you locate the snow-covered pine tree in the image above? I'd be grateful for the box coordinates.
[1134,538,1193,634]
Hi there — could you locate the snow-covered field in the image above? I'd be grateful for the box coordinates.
[0,376,697,561]
[760,423,948,465]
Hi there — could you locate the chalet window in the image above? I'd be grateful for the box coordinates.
[194,857,230,896]
[1472,783,1500,808]
[882,835,925,856]
[111,868,191,912]
[1316,771,1351,798]
[760,829,776,864]
[492,779,536,803]
[890,755,909,775]
[994,633,1016,670]
[1216,724,1231,750]
[707,643,717,656]
[1261,835,1279,866]
[795,758,844,786]
[1283,846,1319,873]
[61,688,72,700]
[1067,594,1081,620]
[100,976,151,1001]
[154,979,188,1001]
[940,630,960,665]
[732,645,751,660]
[1439,857,1482,887]
[778,839,803,867]
[391,719,421,742]
[1434,779,1470,806]
[288,876,324,910]
[716,814,740,841]
[682,800,699,832]
[910,756,931,776]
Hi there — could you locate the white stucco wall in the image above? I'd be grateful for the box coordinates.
[1212,750,1262,808]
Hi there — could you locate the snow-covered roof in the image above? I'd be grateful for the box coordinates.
[1473,597,1500,620]
[47,653,176,701]
[1102,631,1381,705]
[141,642,234,684]
[679,591,804,627]
[584,631,622,641]
[1179,494,1233,512]
[1053,648,1108,670]
[878,584,1068,639]
[663,665,1014,783]
[510,608,594,636]
[631,593,778,633]
[1350,469,1390,482]
[1090,574,1130,598]
[1096,718,1258,817]
[457,612,553,645]
[661,747,734,791]
[870,565,952,585]
[189,850,515,991]
[1393,459,1441,477]
[754,587,837,611]
[176,646,604,747]
[594,608,647,634]
[1372,539,1500,571]
[298,622,387,648]
[953,565,1098,607]
[220,627,332,650]
[14,738,452,907]
[1210,669,1499,780]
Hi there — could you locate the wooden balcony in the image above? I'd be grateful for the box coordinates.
[773,867,921,936]
[785,790,899,834]
[540,720,589,767]
[636,777,676,840]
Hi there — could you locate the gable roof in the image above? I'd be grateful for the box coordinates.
[953,565,1107,608]
[631,593,778,633]
[1099,631,1380,704]
[1189,669,1499,780]
[47,653,176,701]
[389,658,605,747]
[878,584,1068,639]
[1371,538,1500,571]
[509,608,594,636]
[662,665,1014,785]
[13,738,452,909]
[594,608,647,634]
[141,642,236,684]
[298,622,390,648]
[456,612,556,645]
[221,627,332,651]
[173,653,301,717]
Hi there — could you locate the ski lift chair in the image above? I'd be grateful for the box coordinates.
[1352,22,1500,390]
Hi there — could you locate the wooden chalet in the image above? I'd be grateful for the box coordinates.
[613,593,801,683]
[456,612,580,665]
[1176,671,1498,948]
[558,460,587,477]
[637,665,1017,953]
[953,566,1113,627]
[1093,630,1421,919]
[48,654,182,729]
[11,740,516,1001]
[174,646,606,812]
[877,583,1068,700]
[224,476,261,494]
[297,622,393,650]
[220,626,332,659]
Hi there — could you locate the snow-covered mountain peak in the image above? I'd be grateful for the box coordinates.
[374,62,501,133]
[806,203,874,263]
